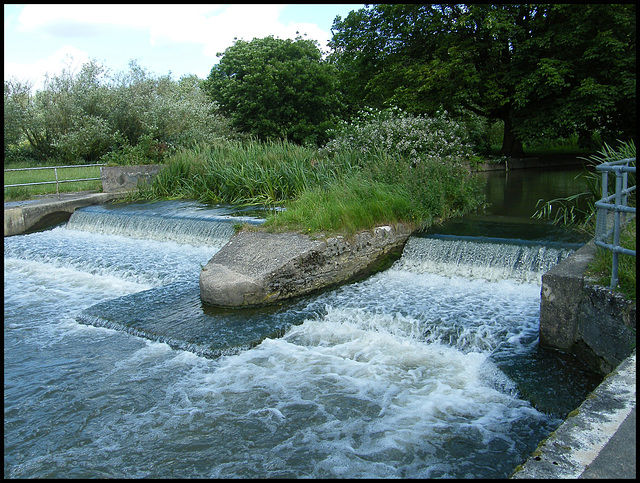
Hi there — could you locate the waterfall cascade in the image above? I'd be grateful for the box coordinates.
[397,234,577,284]
[65,201,265,248]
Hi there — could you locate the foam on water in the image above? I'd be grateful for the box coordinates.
[4,201,599,479]
[4,226,220,287]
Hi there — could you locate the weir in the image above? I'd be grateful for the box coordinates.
[4,197,608,479]
[66,201,265,247]
[69,202,579,359]
[397,234,579,284]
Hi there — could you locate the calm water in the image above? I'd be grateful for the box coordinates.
[4,167,601,478]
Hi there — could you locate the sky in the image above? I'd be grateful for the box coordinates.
[4,4,365,91]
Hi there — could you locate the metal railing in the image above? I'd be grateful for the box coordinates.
[4,163,104,200]
[594,157,636,288]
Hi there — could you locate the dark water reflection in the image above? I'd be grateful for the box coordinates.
[428,164,593,244]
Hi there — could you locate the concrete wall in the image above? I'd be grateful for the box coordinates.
[4,193,119,236]
[100,165,162,193]
[540,241,636,375]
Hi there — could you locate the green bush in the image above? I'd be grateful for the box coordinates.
[4,60,240,167]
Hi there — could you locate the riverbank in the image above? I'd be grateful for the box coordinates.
[474,153,591,172]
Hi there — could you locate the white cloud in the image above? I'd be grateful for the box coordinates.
[4,44,90,90]
[16,4,333,59]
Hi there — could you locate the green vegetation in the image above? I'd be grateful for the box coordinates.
[535,141,636,299]
[136,138,484,235]
[4,61,241,168]
[203,36,341,146]
[587,218,636,300]
[4,163,102,201]
[330,4,635,156]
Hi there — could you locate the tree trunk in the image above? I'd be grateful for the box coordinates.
[500,116,524,157]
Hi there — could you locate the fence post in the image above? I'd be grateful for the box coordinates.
[54,167,60,200]
[610,168,625,288]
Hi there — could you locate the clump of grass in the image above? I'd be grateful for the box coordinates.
[262,175,416,235]
[137,140,360,205]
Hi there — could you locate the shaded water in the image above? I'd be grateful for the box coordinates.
[4,168,602,478]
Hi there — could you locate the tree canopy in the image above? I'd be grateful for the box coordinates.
[203,36,342,146]
[329,4,636,156]
[4,60,236,164]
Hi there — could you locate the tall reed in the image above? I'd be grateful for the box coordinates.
[137,140,361,205]
[136,139,485,234]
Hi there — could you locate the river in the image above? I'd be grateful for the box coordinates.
[4,165,602,478]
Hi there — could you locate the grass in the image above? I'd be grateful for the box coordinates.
[4,163,103,201]
[587,217,636,300]
[135,140,486,235]
[136,140,357,205]
[262,175,416,235]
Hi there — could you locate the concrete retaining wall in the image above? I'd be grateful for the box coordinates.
[100,165,162,193]
[539,241,636,375]
[4,193,119,236]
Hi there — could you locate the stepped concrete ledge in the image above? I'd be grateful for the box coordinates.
[540,240,636,375]
[199,224,413,308]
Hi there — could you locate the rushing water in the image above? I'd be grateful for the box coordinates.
[4,169,601,478]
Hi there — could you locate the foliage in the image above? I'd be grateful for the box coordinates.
[533,140,636,228]
[3,60,240,166]
[321,107,474,165]
[137,139,485,235]
[4,79,34,162]
[587,218,636,300]
[137,140,359,205]
[262,175,415,235]
[204,36,343,146]
[329,4,636,156]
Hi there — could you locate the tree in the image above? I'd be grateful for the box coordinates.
[5,59,238,165]
[204,36,342,146]
[4,79,32,159]
[329,4,636,156]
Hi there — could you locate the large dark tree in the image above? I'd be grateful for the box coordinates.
[330,4,636,156]
[204,36,342,146]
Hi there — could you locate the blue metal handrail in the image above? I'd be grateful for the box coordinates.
[593,157,636,288]
[4,163,104,200]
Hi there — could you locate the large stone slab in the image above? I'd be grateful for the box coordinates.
[199,224,413,307]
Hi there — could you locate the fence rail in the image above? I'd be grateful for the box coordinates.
[593,157,636,288]
[4,164,104,200]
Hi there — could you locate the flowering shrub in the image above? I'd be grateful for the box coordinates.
[321,107,475,165]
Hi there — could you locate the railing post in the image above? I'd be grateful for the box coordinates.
[594,157,636,291]
[610,168,623,288]
[54,167,60,200]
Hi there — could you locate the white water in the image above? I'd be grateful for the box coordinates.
[397,235,575,284]
[4,202,596,478]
